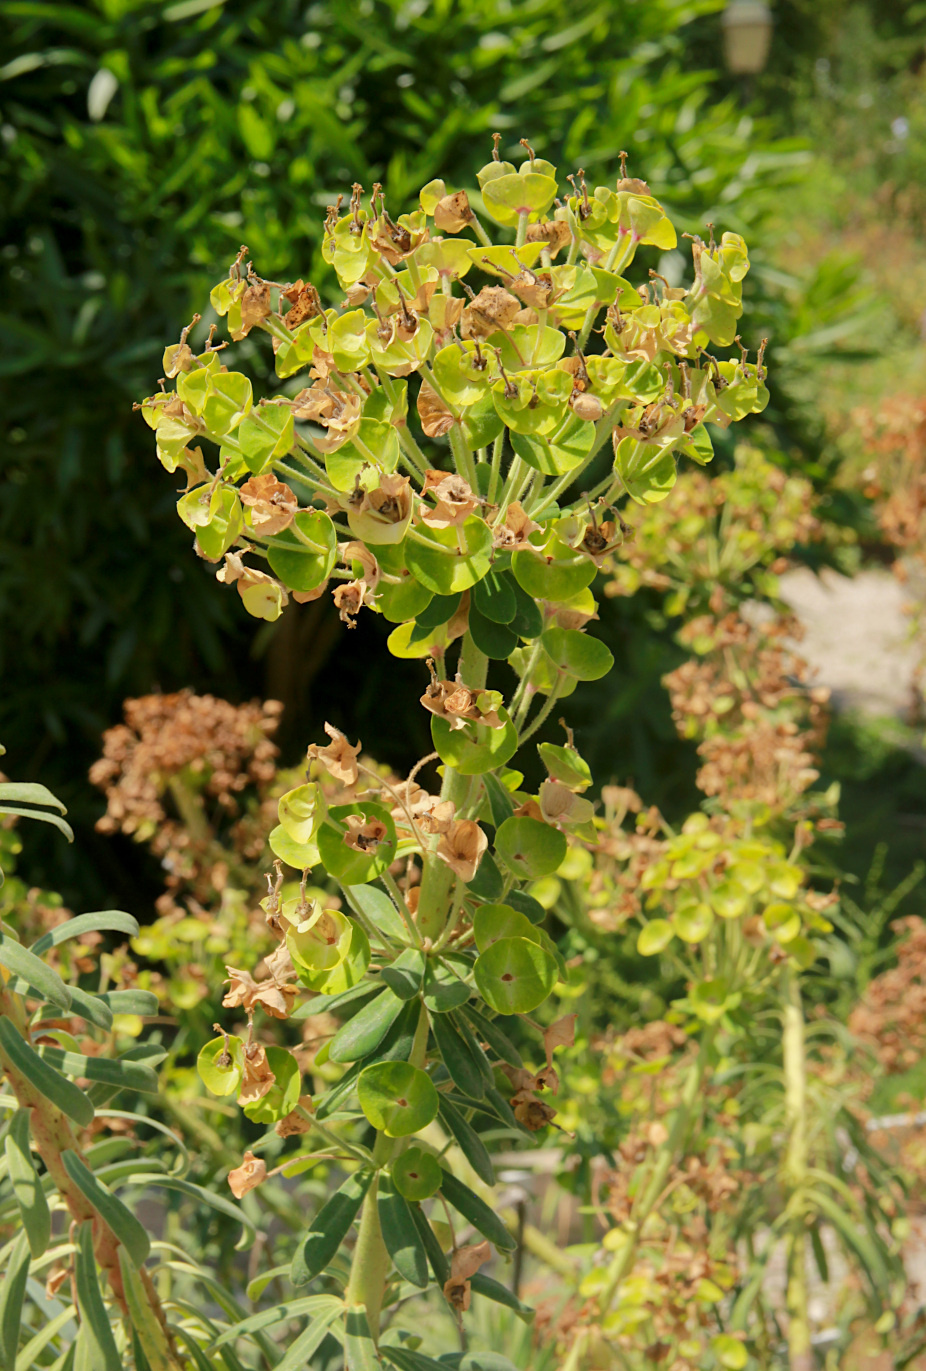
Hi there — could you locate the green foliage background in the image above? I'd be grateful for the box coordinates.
[0,1,780,828]
[3,0,922,908]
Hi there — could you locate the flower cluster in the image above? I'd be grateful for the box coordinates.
[664,611,831,812]
[141,144,769,1354]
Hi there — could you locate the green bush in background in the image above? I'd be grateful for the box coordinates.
[0,0,794,854]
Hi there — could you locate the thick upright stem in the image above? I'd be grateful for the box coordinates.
[416,635,487,942]
[782,970,813,1371]
[597,1030,711,1316]
[344,1004,430,1339]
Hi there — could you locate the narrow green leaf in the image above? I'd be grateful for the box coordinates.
[275,1304,344,1371]
[117,1247,172,1371]
[381,947,426,1001]
[97,989,159,1016]
[454,1013,495,1089]
[438,1095,495,1187]
[31,911,138,956]
[62,1152,150,1267]
[439,1170,516,1252]
[483,773,515,827]
[328,988,405,1064]
[0,1020,93,1127]
[291,1169,374,1286]
[407,1203,449,1285]
[470,1272,534,1322]
[60,986,113,1031]
[121,1175,257,1250]
[212,1295,343,1349]
[461,1006,522,1068]
[344,1303,380,1370]
[430,1012,486,1100]
[0,805,73,841]
[0,783,65,812]
[39,1047,159,1094]
[381,1346,448,1371]
[291,981,378,1020]
[73,1223,120,1371]
[0,938,70,1011]
[377,1176,428,1288]
[316,1000,419,1121]
[343,885,407,943]
[5,1109,50,1257]
[0,1230,29,1371]
[15,1303,76,1371]
[4,976,110,1026]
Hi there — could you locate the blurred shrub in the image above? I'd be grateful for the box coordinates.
[0,0,803,835]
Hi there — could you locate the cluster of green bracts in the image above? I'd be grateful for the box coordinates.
[144,143,769,1361]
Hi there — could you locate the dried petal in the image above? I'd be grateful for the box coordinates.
[282,279,321,328]
[343,813,388,854]
[333,579,371,627]
[307,723,361,787]
[443,1239,491,1312]
[525,219,572,258]
[493,501,539,552]
[239,1045,276,1105]
[237,282,272,337]
[433,190,474,234]
[543,1014,577,1067]
[436,819,487,881]
[461,286,520,340]
[228,1150,267,1198]
[240,473,299,536]
[417,380,456,438]
[276,1096,315,1137]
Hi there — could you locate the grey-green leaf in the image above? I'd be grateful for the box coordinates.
[38,1046,159,1094]
[0,1230,30,1371]
[470,1272,534,1322]
[73,1224,121,1371]
[345,1303,380,1371]
[275,1304,344,1371]
[378,1176,428,1288]
[31,911,139,956]
[0,805,73,841]
[439,1169,516,1252]
[437,1095,495,1187]
[291,1169,374,1286]
[212,1295,343,1349]
[430,1013,486,1100]
[0,1019,93,1127]
[328,989,405,1064]
[0,937,70,1011]
[5,1110,50,1258]
[63,1152,150,1267]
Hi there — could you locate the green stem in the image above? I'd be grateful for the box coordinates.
[470,213,493,249]
[597,1030,711,1315]
[167,776,210,845]
[448,424,476,487]
[416,635,487,942]
[782,969,813,1371]
[343,1004,429,1341]
[510,639,544,724]
[575,237,635,352]
[515,211,529,249]
[493,455,528,523]
[517,684,562,746]
[381,869,423,948]
[487,431,505,504]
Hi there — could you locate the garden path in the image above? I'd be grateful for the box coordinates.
[779,566,924,719]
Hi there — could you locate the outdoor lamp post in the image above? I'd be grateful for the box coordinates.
[722,0,773,75]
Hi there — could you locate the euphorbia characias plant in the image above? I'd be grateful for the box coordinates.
[141,136,768,1363]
